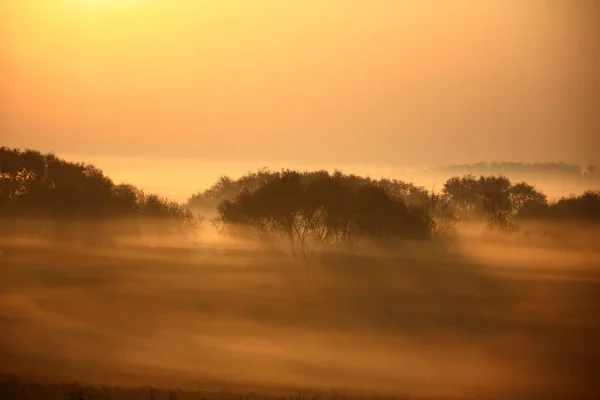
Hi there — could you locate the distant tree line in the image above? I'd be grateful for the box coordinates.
[0,147,201,240]
[430,161,600,179]
[2,147,599,248]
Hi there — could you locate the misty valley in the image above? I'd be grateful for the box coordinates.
[1,148,599,399]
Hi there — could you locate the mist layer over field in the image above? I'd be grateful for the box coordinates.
[1,221,599,399]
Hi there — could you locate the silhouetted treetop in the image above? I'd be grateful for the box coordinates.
[188,167,279,213]
[188,167,430,214]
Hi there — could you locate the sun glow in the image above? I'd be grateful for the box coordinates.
[69,0,150,11]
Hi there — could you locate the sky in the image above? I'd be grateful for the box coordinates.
[1,0,599,197]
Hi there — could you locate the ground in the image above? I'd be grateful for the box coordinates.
[1,226,599,399]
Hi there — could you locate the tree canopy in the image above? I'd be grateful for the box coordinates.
[215,169,433,256]
[0,147,201,240]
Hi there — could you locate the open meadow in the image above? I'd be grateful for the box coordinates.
[1,222,599,399]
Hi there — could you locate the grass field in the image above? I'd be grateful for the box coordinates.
[1,225,599,399]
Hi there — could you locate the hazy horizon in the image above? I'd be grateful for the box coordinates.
[59,152,434,202]
[37,152,594,203]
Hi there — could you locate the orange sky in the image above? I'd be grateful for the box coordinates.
[2,0,599,174]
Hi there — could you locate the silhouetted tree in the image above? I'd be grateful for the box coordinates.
[187,167,278,214]
[375,178,430,206]
[0,147,201,241]
[190,168,432,216]
[216,170,433,257]
[442,175,484,220]
[442,174,542,230]
[425,192,459,238]
[585,164,598,176]
[548,190,600,222]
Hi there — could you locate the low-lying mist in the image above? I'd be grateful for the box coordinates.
[1,219,599,399]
